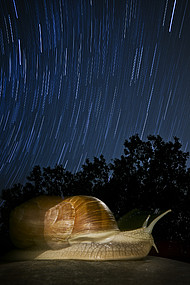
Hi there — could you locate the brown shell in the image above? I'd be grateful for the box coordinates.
[9,195,119,249]
[9,196,65,249]
[63,196,119,235]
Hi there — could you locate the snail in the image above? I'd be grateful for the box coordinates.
[7,195,171,261]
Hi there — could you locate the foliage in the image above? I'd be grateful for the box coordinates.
[117,209,149,231]
[0,134,190,260]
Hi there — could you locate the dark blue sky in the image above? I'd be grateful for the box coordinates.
[0,0,190,191]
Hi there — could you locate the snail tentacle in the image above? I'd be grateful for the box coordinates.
[145,209,172,234]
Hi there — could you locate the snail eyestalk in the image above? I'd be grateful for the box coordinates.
[142,215,151,228]
[145,209,172,234]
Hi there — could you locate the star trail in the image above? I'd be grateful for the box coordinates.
[0,0,190,191]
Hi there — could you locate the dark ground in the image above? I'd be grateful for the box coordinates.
[0,256,189,285]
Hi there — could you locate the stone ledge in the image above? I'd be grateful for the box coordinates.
[0,256,189,285]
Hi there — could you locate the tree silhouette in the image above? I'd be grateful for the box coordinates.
[110,135,189,210]
[42,165,66,196]
[74,155,109,197]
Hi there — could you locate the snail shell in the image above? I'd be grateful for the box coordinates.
[9,195,119,250]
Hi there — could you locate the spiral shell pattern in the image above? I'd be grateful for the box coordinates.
[9,195,119,249]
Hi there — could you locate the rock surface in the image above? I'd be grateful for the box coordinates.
[0,256,189,285]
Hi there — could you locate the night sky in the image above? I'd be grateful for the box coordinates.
[0,0,190,191]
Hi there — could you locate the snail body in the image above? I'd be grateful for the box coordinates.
[8,195,171,261]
